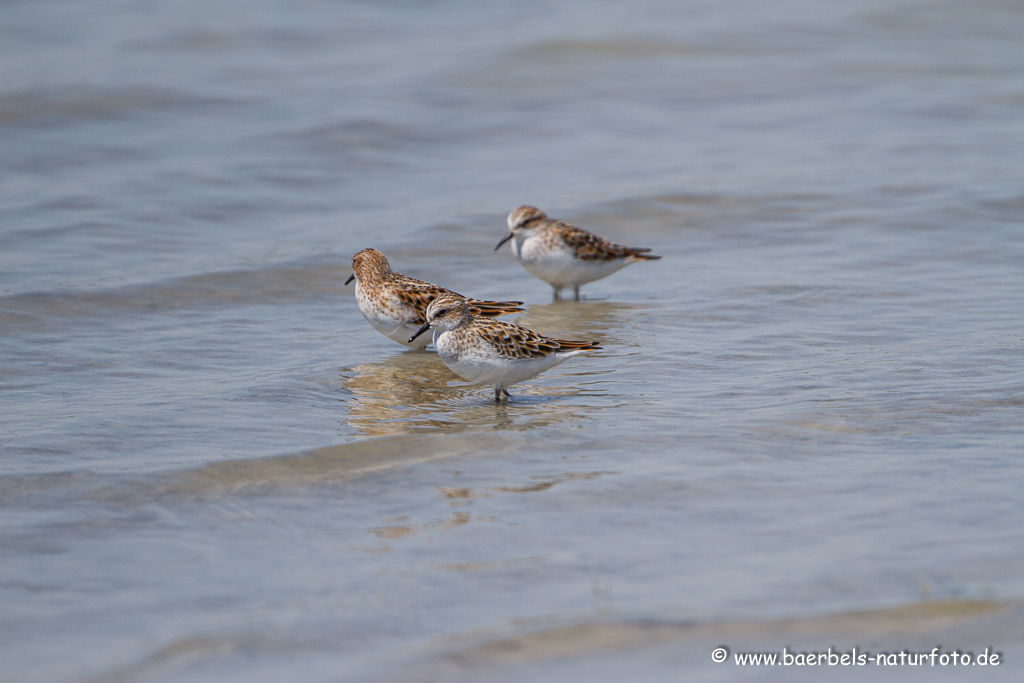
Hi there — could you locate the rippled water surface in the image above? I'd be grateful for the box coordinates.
[3,1,1024,681]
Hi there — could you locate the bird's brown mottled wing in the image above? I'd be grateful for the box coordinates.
[390,274,522,323]
[467,299,525,319]
[476,320,601,360]
[555,222,660,261]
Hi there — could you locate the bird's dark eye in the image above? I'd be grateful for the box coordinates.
[437,308,448,316]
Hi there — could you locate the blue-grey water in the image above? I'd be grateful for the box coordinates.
[2,1,1024,681]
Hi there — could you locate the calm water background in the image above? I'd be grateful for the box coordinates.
[2,0,1024,681]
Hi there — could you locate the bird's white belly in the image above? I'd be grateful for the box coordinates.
[367,316,428,349]
[435,332,580,388]
[514,238,628,288]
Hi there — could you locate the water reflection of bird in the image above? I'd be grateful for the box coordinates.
[341,352,598,437]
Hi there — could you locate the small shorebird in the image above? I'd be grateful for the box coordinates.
[495,206,661,300]
[346,248,523,350]
[408,292,601,401]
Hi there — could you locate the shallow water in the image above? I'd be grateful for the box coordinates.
[3,0,1024,681]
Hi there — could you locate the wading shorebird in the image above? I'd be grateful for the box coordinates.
[408,292,601,401]
[346,248,523,350]
[495,205,661,301]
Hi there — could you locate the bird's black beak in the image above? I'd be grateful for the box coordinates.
[494,232,514,251]
[408,321,431,344]
[345,274,355,285]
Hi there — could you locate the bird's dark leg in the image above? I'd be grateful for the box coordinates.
[494,386,502,402]
[573,285,580,301]
[552,286,562,301]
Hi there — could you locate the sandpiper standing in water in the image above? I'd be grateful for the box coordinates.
[409,292,601,401]
[495,206,661,301]
[346,248,523,350]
